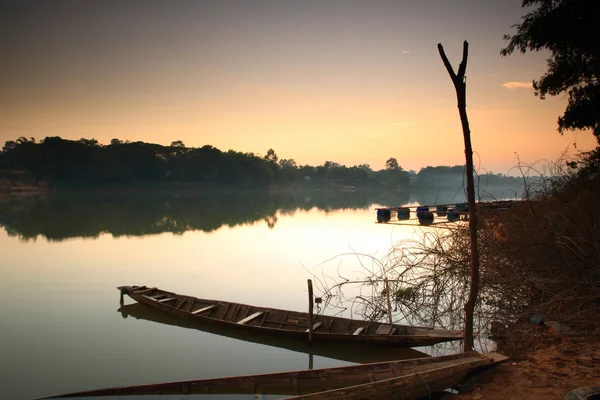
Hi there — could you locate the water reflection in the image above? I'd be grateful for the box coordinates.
[0,185,516,241]
[0,190,409,240]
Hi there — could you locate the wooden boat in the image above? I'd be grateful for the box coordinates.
[118,285,463,347]
[118,302,429,364]
[36,351,508,399]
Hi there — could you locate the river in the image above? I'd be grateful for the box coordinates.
[0,187,513,399]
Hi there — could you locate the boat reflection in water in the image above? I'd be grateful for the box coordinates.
[118,303,429,365]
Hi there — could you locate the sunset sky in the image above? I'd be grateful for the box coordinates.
[2,0,598,173]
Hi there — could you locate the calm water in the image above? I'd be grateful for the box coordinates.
[0,188,511,400]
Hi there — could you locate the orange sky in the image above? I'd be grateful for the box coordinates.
[2,1,597,173]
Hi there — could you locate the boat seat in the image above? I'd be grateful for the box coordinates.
[305,322,324,332]
[157,297,176,303]
[142,294,164,301]
[237,311,264,325]
[135,287,157,294]
[353,326,366,335]
[191,304,218,315]
[375,324,397,335]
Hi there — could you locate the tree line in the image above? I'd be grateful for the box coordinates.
[0,136,519,190]
[0,136,411,188]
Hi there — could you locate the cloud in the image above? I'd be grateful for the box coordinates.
[502,81,533,89]
[402,50,410,55]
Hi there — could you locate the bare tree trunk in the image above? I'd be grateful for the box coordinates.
[437,41,480,352]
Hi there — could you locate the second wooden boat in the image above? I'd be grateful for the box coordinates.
[36,351,508,399]
[118,285,463,347]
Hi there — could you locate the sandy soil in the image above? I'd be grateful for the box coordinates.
[448,335,600,400]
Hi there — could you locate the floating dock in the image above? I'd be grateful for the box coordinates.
[375,201,515,226]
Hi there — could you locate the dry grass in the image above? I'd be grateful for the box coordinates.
[312,155,600,359]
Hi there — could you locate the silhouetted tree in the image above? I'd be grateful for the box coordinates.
[438,41,479,352]
[323,161,341,169]
[278,159,297,169]
[502,0,600,143]
[278,159,298,181]
[2,140,17,152]
[171,140,185,148]
[79,138,99,147]
[385,157,401,171]
[264,148,278,163]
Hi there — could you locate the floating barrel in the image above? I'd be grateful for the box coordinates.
[436,205,448,217]
[397,207,411,220]
[456,203,468,213]
[447,208,461,222]
[376,208,392,223]
[416,206,434,225]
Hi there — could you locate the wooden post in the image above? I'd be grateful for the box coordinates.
[437,41,480,352]
[384,278,393,324]
[307,279,314,347]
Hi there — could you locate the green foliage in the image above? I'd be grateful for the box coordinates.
[502,0,600,142]
[394,287,415,301]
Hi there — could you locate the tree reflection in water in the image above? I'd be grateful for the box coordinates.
[0,189,409,241]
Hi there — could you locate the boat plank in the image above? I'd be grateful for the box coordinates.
[135,287,157,295]
[353,327,365,335]
[237,311,264,325]
[191,304,218,315]
[157,297,176,303]
[305,322,323,332]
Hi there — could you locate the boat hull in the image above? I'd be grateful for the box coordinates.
[35,352,508,399]
[118,285,463,347]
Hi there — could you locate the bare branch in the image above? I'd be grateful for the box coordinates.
[437,43,458,82]
[457,41,469,80]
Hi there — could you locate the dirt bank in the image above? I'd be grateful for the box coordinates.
[449,334,600,400]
